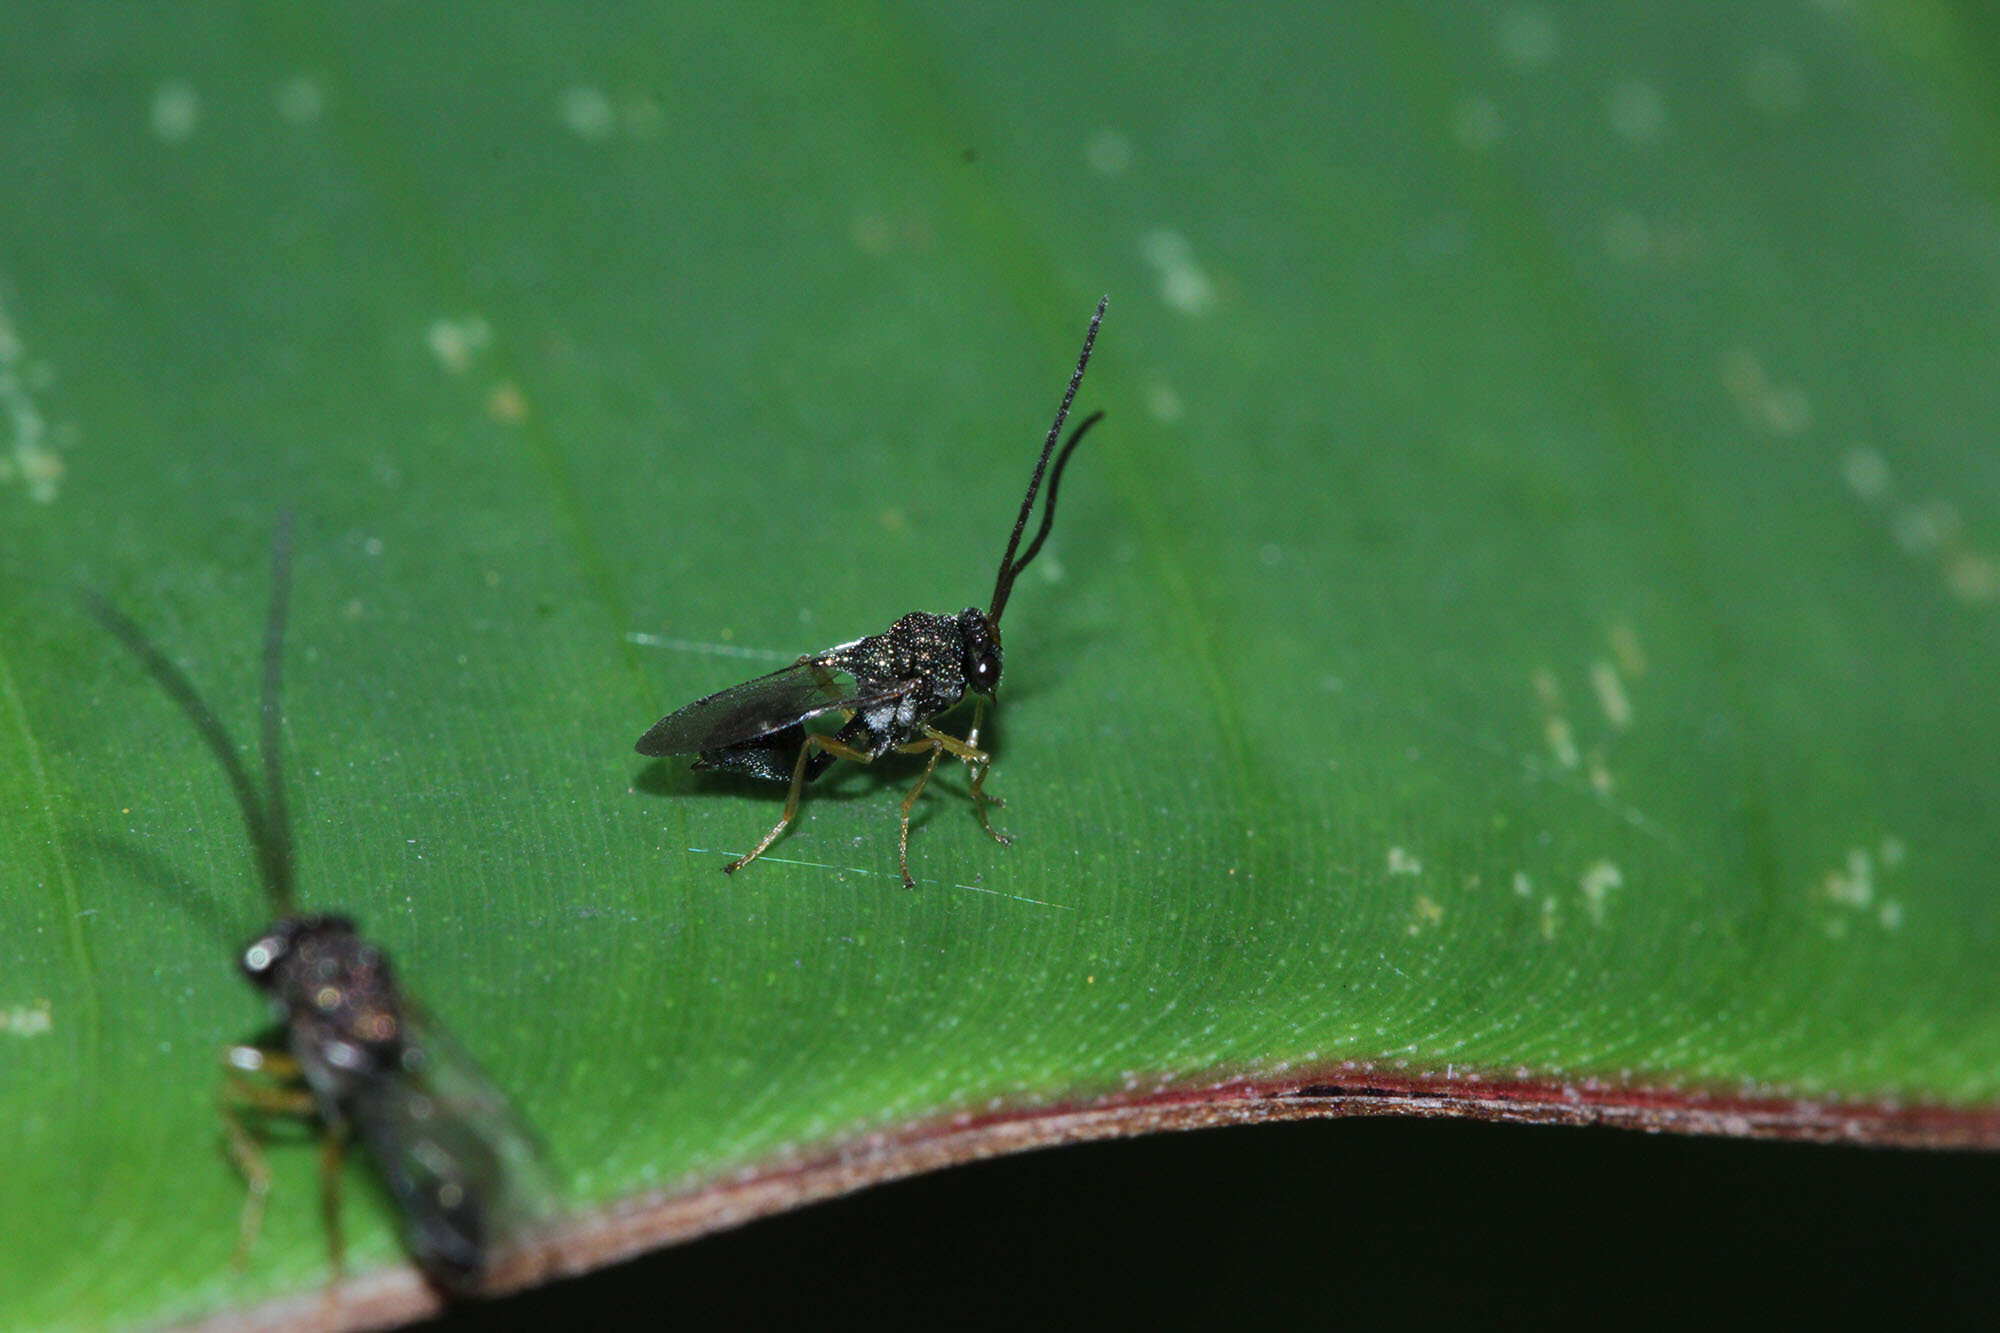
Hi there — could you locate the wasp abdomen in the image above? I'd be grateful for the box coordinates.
[695,722,839,782]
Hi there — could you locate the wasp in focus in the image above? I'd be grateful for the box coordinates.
[87,516,551,1297]
[637,298,1107,888]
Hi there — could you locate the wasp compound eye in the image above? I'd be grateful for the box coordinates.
[957,607,1002,695]
[241,930,290,984]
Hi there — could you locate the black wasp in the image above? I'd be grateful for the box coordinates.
[87,516,550,1297]
[637,297,1107,888]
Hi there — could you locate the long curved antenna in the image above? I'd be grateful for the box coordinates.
[1003,409,1104,587]
[82,519,299,915]
[989,295,1106,625]
[82,593,276,887]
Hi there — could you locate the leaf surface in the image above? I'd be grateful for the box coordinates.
[3,3,1998,1326]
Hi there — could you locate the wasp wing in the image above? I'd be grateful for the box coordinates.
[346,1003,558,1296]
[635,656,914,757]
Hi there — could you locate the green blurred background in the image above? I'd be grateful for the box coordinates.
[3,3,1998,1326]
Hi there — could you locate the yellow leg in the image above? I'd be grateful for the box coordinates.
[220,1046,317,1271]
[968,764,1010,844]
[725,731,875,876]
[962,699,1004,808]
[319,1120,349,1280]
[226,1045,302,1079]
[896,743,947,888]
[915,723,1012,846]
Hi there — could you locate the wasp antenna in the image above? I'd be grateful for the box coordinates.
[1004,409,1105,587]
[989,295,1106,625]
[81,575,288,913]
[259,511,299,915]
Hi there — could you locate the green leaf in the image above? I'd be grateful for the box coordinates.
[5,3,1999,1326]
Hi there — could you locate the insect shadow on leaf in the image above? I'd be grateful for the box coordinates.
[84,514,554,1299]
[637,297,1109,888]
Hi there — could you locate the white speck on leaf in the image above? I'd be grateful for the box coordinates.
[1543,715,1579,769]
[559,85,615,140]
[487,380,529,424]
[1947,551,1999,602]
[0,1001,52,1037]
[1084,127,1133,174]
[0,288,65,503]
[1891,501,1956,555]
[426,316,491,374]
[1589,659,1632,729]
[150,80,200,143]
[1841,446,1890,502]
[1609,624,1647,676]
[273,73,329,124]
[1580,860,1623,921]
[1139,230,1216,314]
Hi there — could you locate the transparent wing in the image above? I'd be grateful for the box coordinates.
[635,657,917,757]
[345,1003,558,1295]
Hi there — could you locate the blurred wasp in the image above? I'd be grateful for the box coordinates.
[86,516,551,1297]
[637,297,1107,887]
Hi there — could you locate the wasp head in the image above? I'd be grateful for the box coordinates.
[239,913,360,990]
[957,607,1002,696]
[242,914,408,1070]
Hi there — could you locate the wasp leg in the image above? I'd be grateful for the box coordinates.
[226,1045,303,1079]
[725,732,876,876]
[894,743,948,888]
[910,724,1013,846]
[962,698,1005,812]
[319,1119,350,1279]
[220,1045,317,1272]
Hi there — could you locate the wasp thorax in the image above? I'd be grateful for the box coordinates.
[957,607,1002,695]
